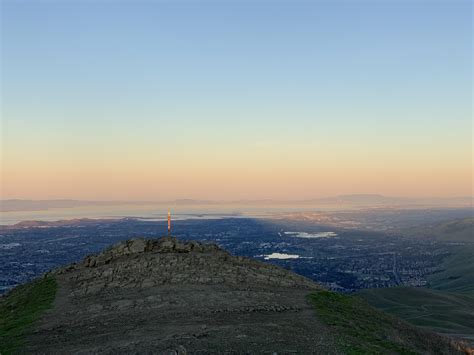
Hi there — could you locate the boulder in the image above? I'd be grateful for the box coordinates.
[129,239,147,254]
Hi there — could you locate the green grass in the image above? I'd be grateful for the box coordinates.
[0,276,57,355]
[428,246,474,295]
[404,218,473,243]
[358,287,474,343]
[308,290,455,354]
[431,218,473,243]
[355,247,474,346]
[308,291,414,354]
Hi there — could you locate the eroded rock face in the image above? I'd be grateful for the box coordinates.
[57,237,318,296]
[80,237,220,268]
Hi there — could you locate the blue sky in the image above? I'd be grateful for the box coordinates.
[1,0,472,199]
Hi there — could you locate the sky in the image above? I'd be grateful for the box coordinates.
[1,0,472,200]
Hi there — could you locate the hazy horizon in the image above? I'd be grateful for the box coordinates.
[2,194,472,218]
[2,0,472,200]
[1,194,472,226]
[2,193,473,202]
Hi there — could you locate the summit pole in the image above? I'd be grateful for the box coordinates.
[167,209,171,235]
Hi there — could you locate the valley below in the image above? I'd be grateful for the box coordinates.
[1,207,473,349]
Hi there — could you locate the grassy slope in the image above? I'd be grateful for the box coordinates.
[358,246,474,344]
[428,246,474,294]
[404,217,473,243]
[432,218,473,243]
[0,276,57,355]
[358,287,474,343]
[355,221,474,345]
[308,290,460,355]
[0,275,464,354]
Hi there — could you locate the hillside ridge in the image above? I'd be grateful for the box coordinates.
[1,237,471,354]
[54,237,320,294]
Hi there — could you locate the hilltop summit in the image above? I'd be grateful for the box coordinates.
[27,237,328,354]
[1,237,469,354]
[69,237,320,294]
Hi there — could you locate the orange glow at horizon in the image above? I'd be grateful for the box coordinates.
[2,142,472,200]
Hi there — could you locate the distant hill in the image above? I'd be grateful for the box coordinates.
[428,246,474,294]
[3,218,124,229]
[1,237,468,354]
[358,287,474,344]
[404,218,474,243]
[359,245,474,346]
[2,195,472,212]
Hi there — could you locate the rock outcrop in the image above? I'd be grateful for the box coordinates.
[28,237,331,354]
[56,237,319,297]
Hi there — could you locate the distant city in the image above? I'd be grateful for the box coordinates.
[1,207,471,294]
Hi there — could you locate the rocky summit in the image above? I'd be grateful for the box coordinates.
[6,237,469,354]
[25,237,332,354]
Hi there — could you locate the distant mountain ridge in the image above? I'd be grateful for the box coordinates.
[2,195,472,212]
[404,218,474,243]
